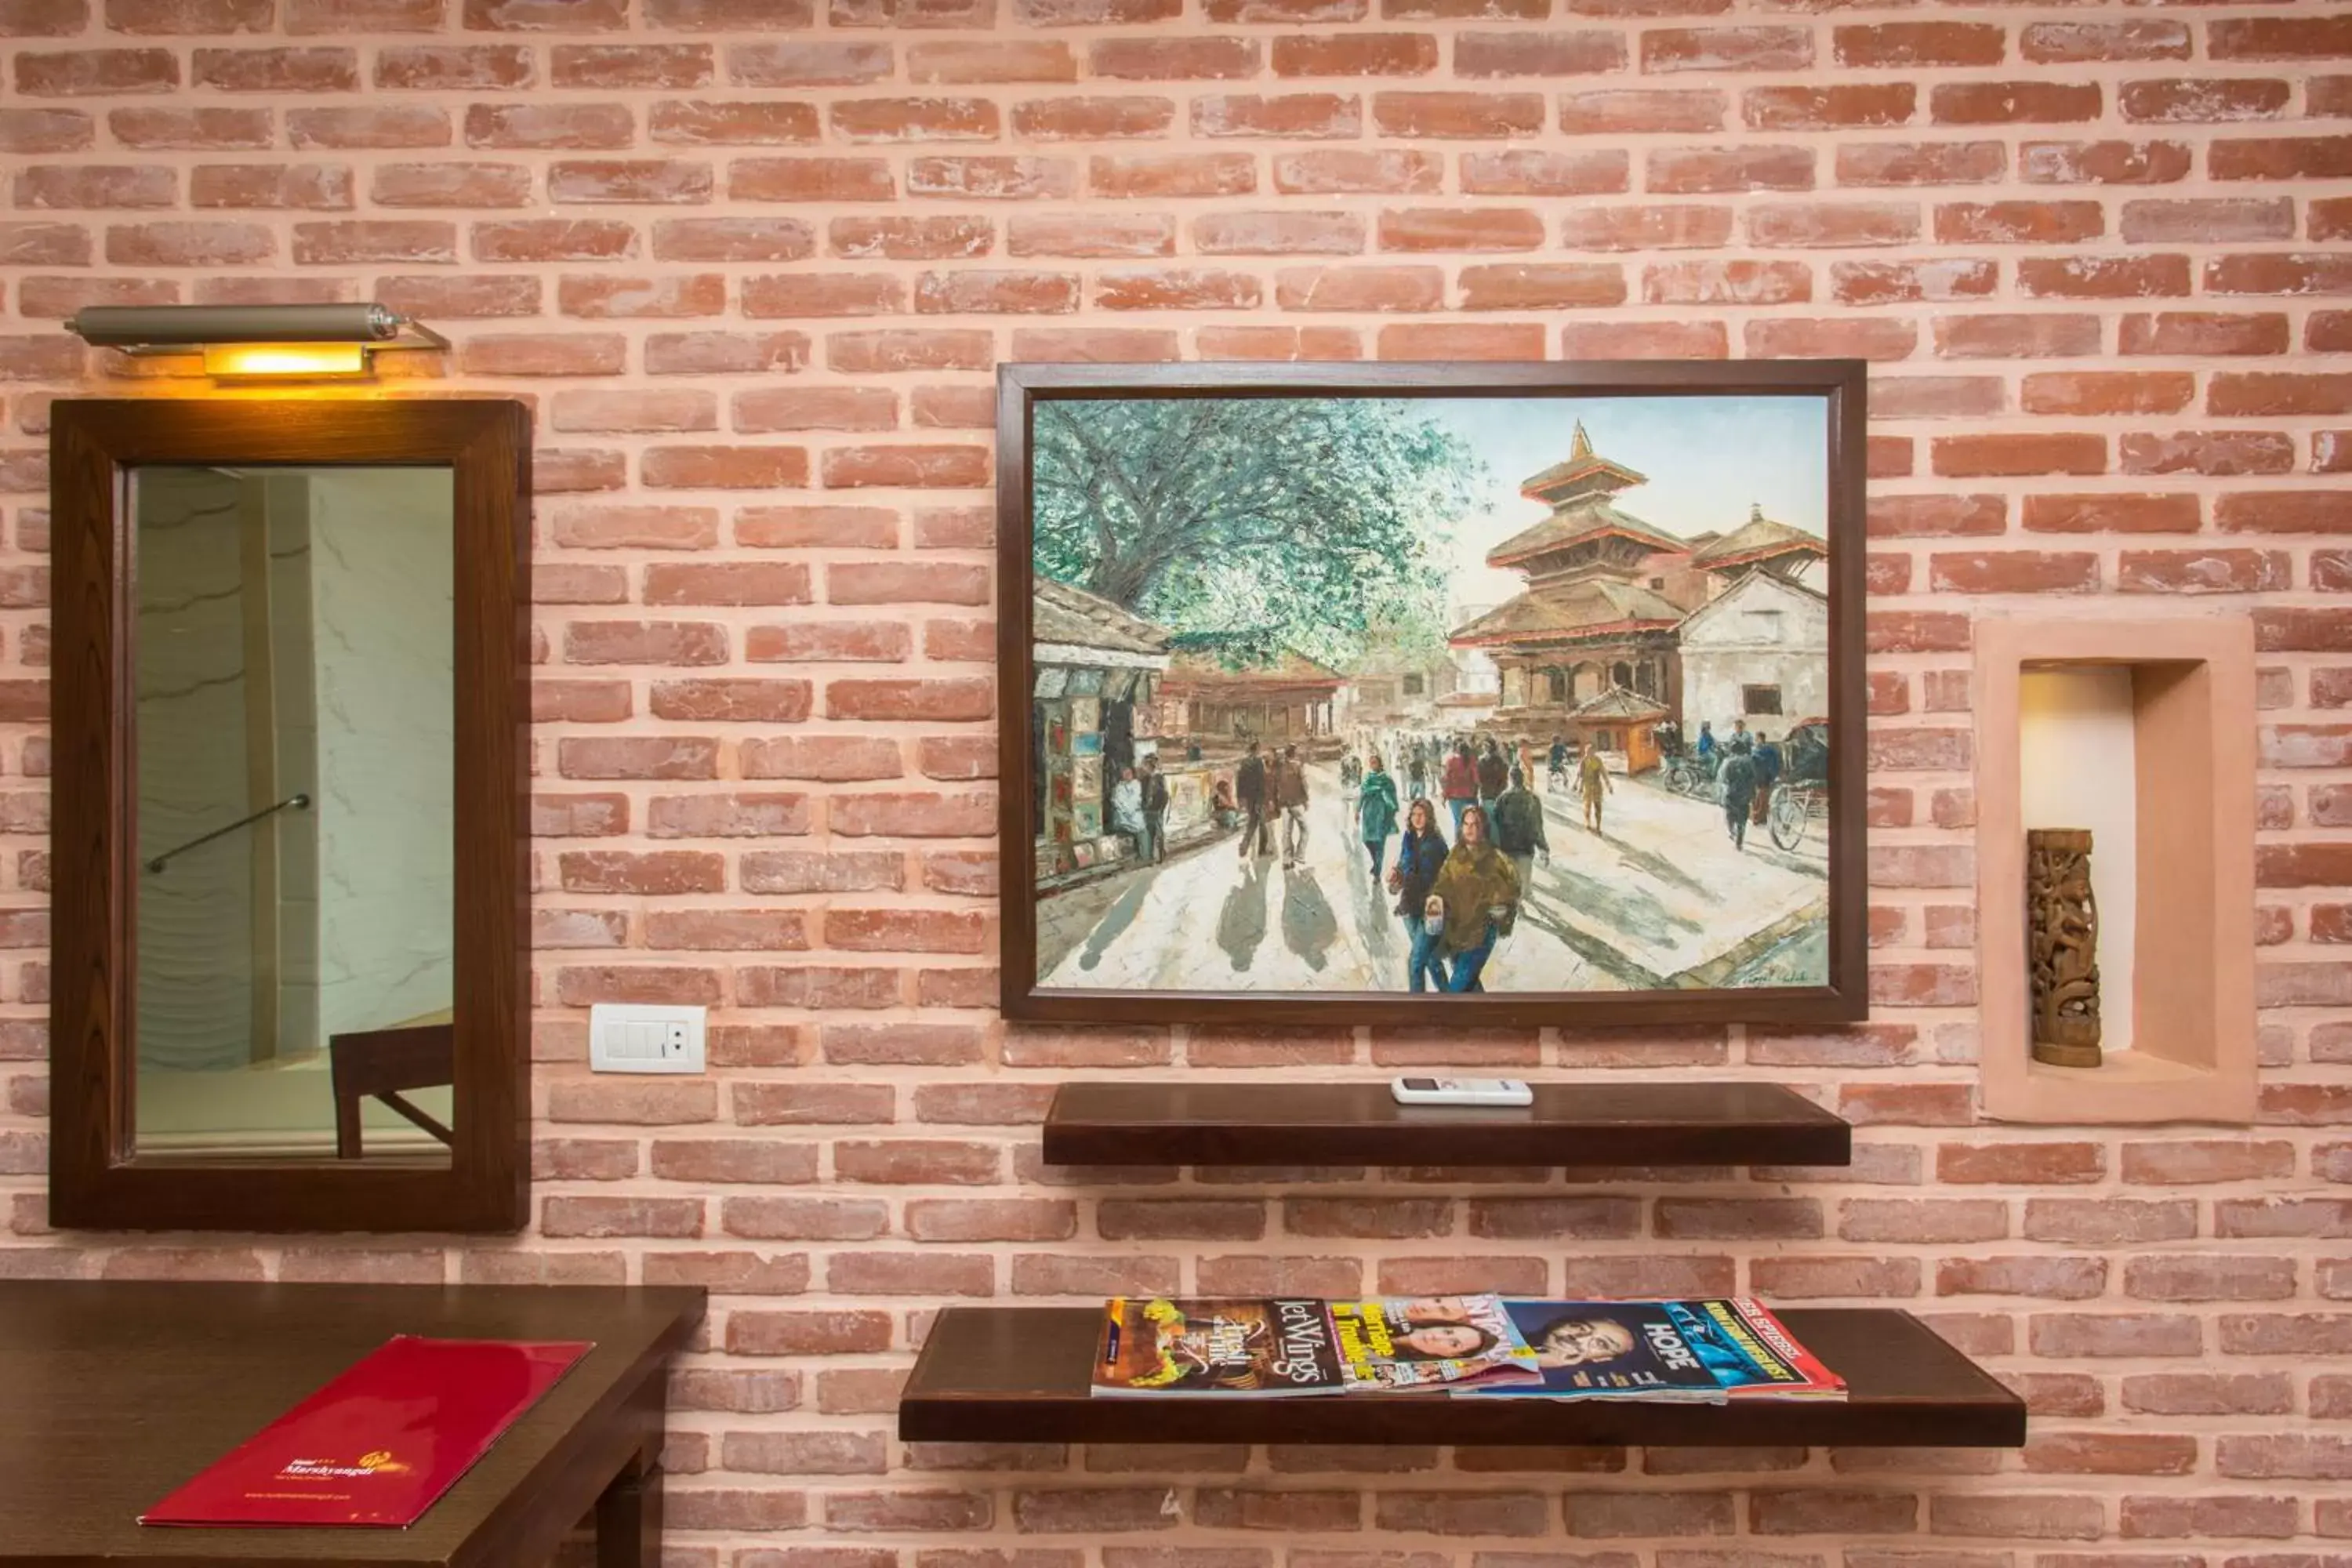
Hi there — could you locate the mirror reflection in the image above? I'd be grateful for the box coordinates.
[131,465,456,1162]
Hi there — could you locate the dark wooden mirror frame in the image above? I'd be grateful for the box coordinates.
[49,398,532,1232]
[996,359,1869,1029]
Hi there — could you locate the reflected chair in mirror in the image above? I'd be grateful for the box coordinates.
[328,1018,456,1160]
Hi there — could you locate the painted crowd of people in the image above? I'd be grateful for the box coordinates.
[1678,718,1785,853]
[1121,713,1803,993]
[1330,732,1596,995]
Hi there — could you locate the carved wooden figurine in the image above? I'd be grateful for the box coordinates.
[2027,828,2102,1068]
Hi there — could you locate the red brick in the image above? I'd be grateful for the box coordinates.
[909,41,1075,83]
[1838,142,2004,188]
[473,219,639,263]
[1455,29,1623,78]
[1644,26,1811,72]
[1449,262,1621,309]
[1559,205,1735,252]
[2211,135,2352,181]
[1835,21,2002,67]
[649,679,815,724]
[2119,550,2285,595]
[1274,265,1444,312]
[1090,37,1260,80]
[2118,1494,2298,1538]
[2024,372,2194,416]
[2023,140,2194,187]
[1555,321,1729,361]
[1934,314,2102,359]
[1650,146,1813,194]
[1642,260,1811,307]
[1832,260,1996,307]
[827,217,989,262]
[2121,430,2293,474]
[2209,252,2352,296]
[1560,1490,1735,1537]
[2119,311,2288,356]
[1372,91,1544,138]
[2025,20,2189,63]
[549,159,713,205]
[0,109,94,152]
[1554,89,1720,138]
[642,445,811,490]
[2024,1433,2200,1476]
[1747,318,1916,361]
[376,43,534,88]
[1933,434,2106,477]
[16,48,180,95]
[1743,84,1911,131]
[1014,96,1173,140]
[1272,32,1436,76]
[2212,16,2352,59]
[466,103,634,151]
[16,164,176,209]
[648,102,821,147]
[2123,1373,2294,1416]
[1460,150,1629,198]
[1094,268,1261,310]
[1747,203,1916,249]
[1933,82,2101,125]
[2212,372,2352,416]
[648,0,815,23]
[1193,93,1362,140]
[458,332,626,376]
[2221,493,2352,534]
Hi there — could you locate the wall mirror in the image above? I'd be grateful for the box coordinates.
[50,400,531,1232]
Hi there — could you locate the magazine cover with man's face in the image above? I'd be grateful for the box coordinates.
[1474,1300,1727,1399]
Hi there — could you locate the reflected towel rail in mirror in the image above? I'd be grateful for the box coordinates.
[143,793,310,875]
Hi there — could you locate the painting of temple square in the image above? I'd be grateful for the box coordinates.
[1025,393,1838,999]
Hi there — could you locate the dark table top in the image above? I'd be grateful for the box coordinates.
[0,1282,706,1568]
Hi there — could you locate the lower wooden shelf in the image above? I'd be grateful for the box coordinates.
[898,1307,2026,1448]
[1043,1080,1852,1168]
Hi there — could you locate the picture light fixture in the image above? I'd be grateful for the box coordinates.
[64,302,448,379]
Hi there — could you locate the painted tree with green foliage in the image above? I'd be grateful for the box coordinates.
[1032,397,1481,670]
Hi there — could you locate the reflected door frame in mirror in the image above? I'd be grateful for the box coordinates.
[50,398,532,1232]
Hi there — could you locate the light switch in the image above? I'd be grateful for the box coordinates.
[589,1003,706,1075]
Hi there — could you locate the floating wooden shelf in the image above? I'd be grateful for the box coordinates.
[899,1307,2025,1448]
[1042,1080,1851,1168]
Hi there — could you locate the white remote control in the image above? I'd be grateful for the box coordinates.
[1390,1076,1534,1108]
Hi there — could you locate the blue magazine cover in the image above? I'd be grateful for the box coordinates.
[1461,1299,1843,1401]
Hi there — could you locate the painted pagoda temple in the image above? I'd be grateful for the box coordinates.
[1445,423,1708,747]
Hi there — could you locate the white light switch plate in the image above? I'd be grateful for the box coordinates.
[590,1003,706,1075]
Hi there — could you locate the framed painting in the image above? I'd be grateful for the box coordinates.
[996,361,1868,1027]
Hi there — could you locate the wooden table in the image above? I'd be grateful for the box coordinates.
[0,1282,706,1568]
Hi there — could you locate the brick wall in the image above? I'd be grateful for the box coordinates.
[3,0,2351,1560]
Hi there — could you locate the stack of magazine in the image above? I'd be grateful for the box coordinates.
[1090,1294,1846,1403]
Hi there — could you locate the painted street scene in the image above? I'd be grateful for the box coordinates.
[1027,394,1835,997]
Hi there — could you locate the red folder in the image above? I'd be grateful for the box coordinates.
[141,1335,592,1528]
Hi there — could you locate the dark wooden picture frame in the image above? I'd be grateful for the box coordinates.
[49,398,532,1232]
[997,361,1868,1028]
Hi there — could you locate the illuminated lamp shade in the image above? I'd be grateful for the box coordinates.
[64,303,445,379]
[201,342,371,379]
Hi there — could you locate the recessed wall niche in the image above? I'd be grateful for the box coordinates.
[1974,615,2256,1125]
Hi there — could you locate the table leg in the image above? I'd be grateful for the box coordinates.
[593,1456,662,1568]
